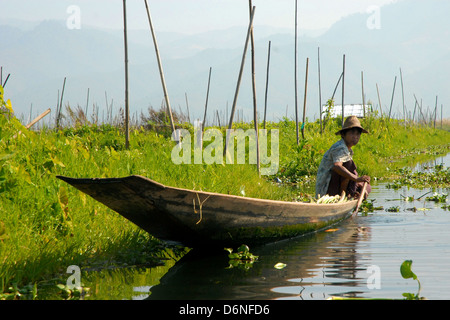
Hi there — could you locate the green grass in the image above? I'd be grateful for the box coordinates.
[1,85,450,299]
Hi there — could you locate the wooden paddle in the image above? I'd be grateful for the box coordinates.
[352,182,368,217]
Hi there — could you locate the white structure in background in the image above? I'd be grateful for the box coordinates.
[322,104,371,118]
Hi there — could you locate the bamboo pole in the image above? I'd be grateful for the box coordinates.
[361,71,365,117]
[301,57,309,140]
[56,77,66,129]
[28,104,33,124]
[248,0,260,176]
[434,95,438,129]
[263,41,271,130]
[341,54,345,126]
[144,0,175,133]
[122,0,130,148]
[202,67,212,131]
[55,90,59,127]
[185,93,191,124]
[26,108,51,129]
[216,110,221,128]
[318,47,323,134]
[388,76,397,120]
[331,73,343,101]
[13,108,52,138]
[294,0,299,145]
[400,68,406,126]
[2,74,10,88]
[85,88,90,118]
[376,83,383,118]
[413,94,425,124]
[224,6,256,155]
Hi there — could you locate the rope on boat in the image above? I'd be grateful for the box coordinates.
[193,192,211,224]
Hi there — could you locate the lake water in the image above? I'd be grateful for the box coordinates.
[83,153,450,300]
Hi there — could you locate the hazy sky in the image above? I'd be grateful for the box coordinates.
[1,0,399,33]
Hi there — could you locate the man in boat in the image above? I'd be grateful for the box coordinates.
[315,115,371,200]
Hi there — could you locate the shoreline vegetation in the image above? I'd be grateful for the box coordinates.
[1,86,450,299]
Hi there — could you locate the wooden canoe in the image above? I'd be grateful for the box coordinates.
[56,175,358,247]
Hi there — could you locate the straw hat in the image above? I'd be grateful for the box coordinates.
[335,116,369,135]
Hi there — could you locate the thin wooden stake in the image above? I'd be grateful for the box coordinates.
[28,103,33,124]
[400,68,406,126]
[434,95,438,129]
[85,88,90,118]
[341,54,345,126]
[331,73,343,101]
[216,110,221,128]
[56,90,59,127]
[263,41,271,130]
[301,57,309,140]
[122,0,130,149]
[2,74,10,88]
[361,71,365,117]
[376,83,383,118]
[294,0,299,145]
[26,108,51,129]
[388,76,397,120]
[318,47,323,134]
[202,67,212,131]
[224,6,256,155]
[56,77,66,129]
[414,94,425,124]
[144,0,175,133]
[249,0,260,176]
[13,108,52,138]
[185,93,191,124]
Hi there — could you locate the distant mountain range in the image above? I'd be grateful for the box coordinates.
[1,0,449,126]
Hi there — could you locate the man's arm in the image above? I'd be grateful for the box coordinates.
[333,162,370,183]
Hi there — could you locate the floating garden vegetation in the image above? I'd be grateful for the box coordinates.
[1,84,450,299]
[425,193,448,203]
[387,165,450,189]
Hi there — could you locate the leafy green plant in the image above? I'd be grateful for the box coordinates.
[425,193,448,203]
[225,245,258,270]
[55,283,90,300]
[321,98,335,131]
[386,206,400,212]
[360,199,384,213]
[400,260,422,300]
[330,260,425,300]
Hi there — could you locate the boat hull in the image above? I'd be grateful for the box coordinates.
[57,175,357,247]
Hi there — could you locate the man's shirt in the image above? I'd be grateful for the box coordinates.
[315,139,353,197]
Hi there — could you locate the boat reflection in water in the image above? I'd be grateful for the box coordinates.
[148,218,372,300]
